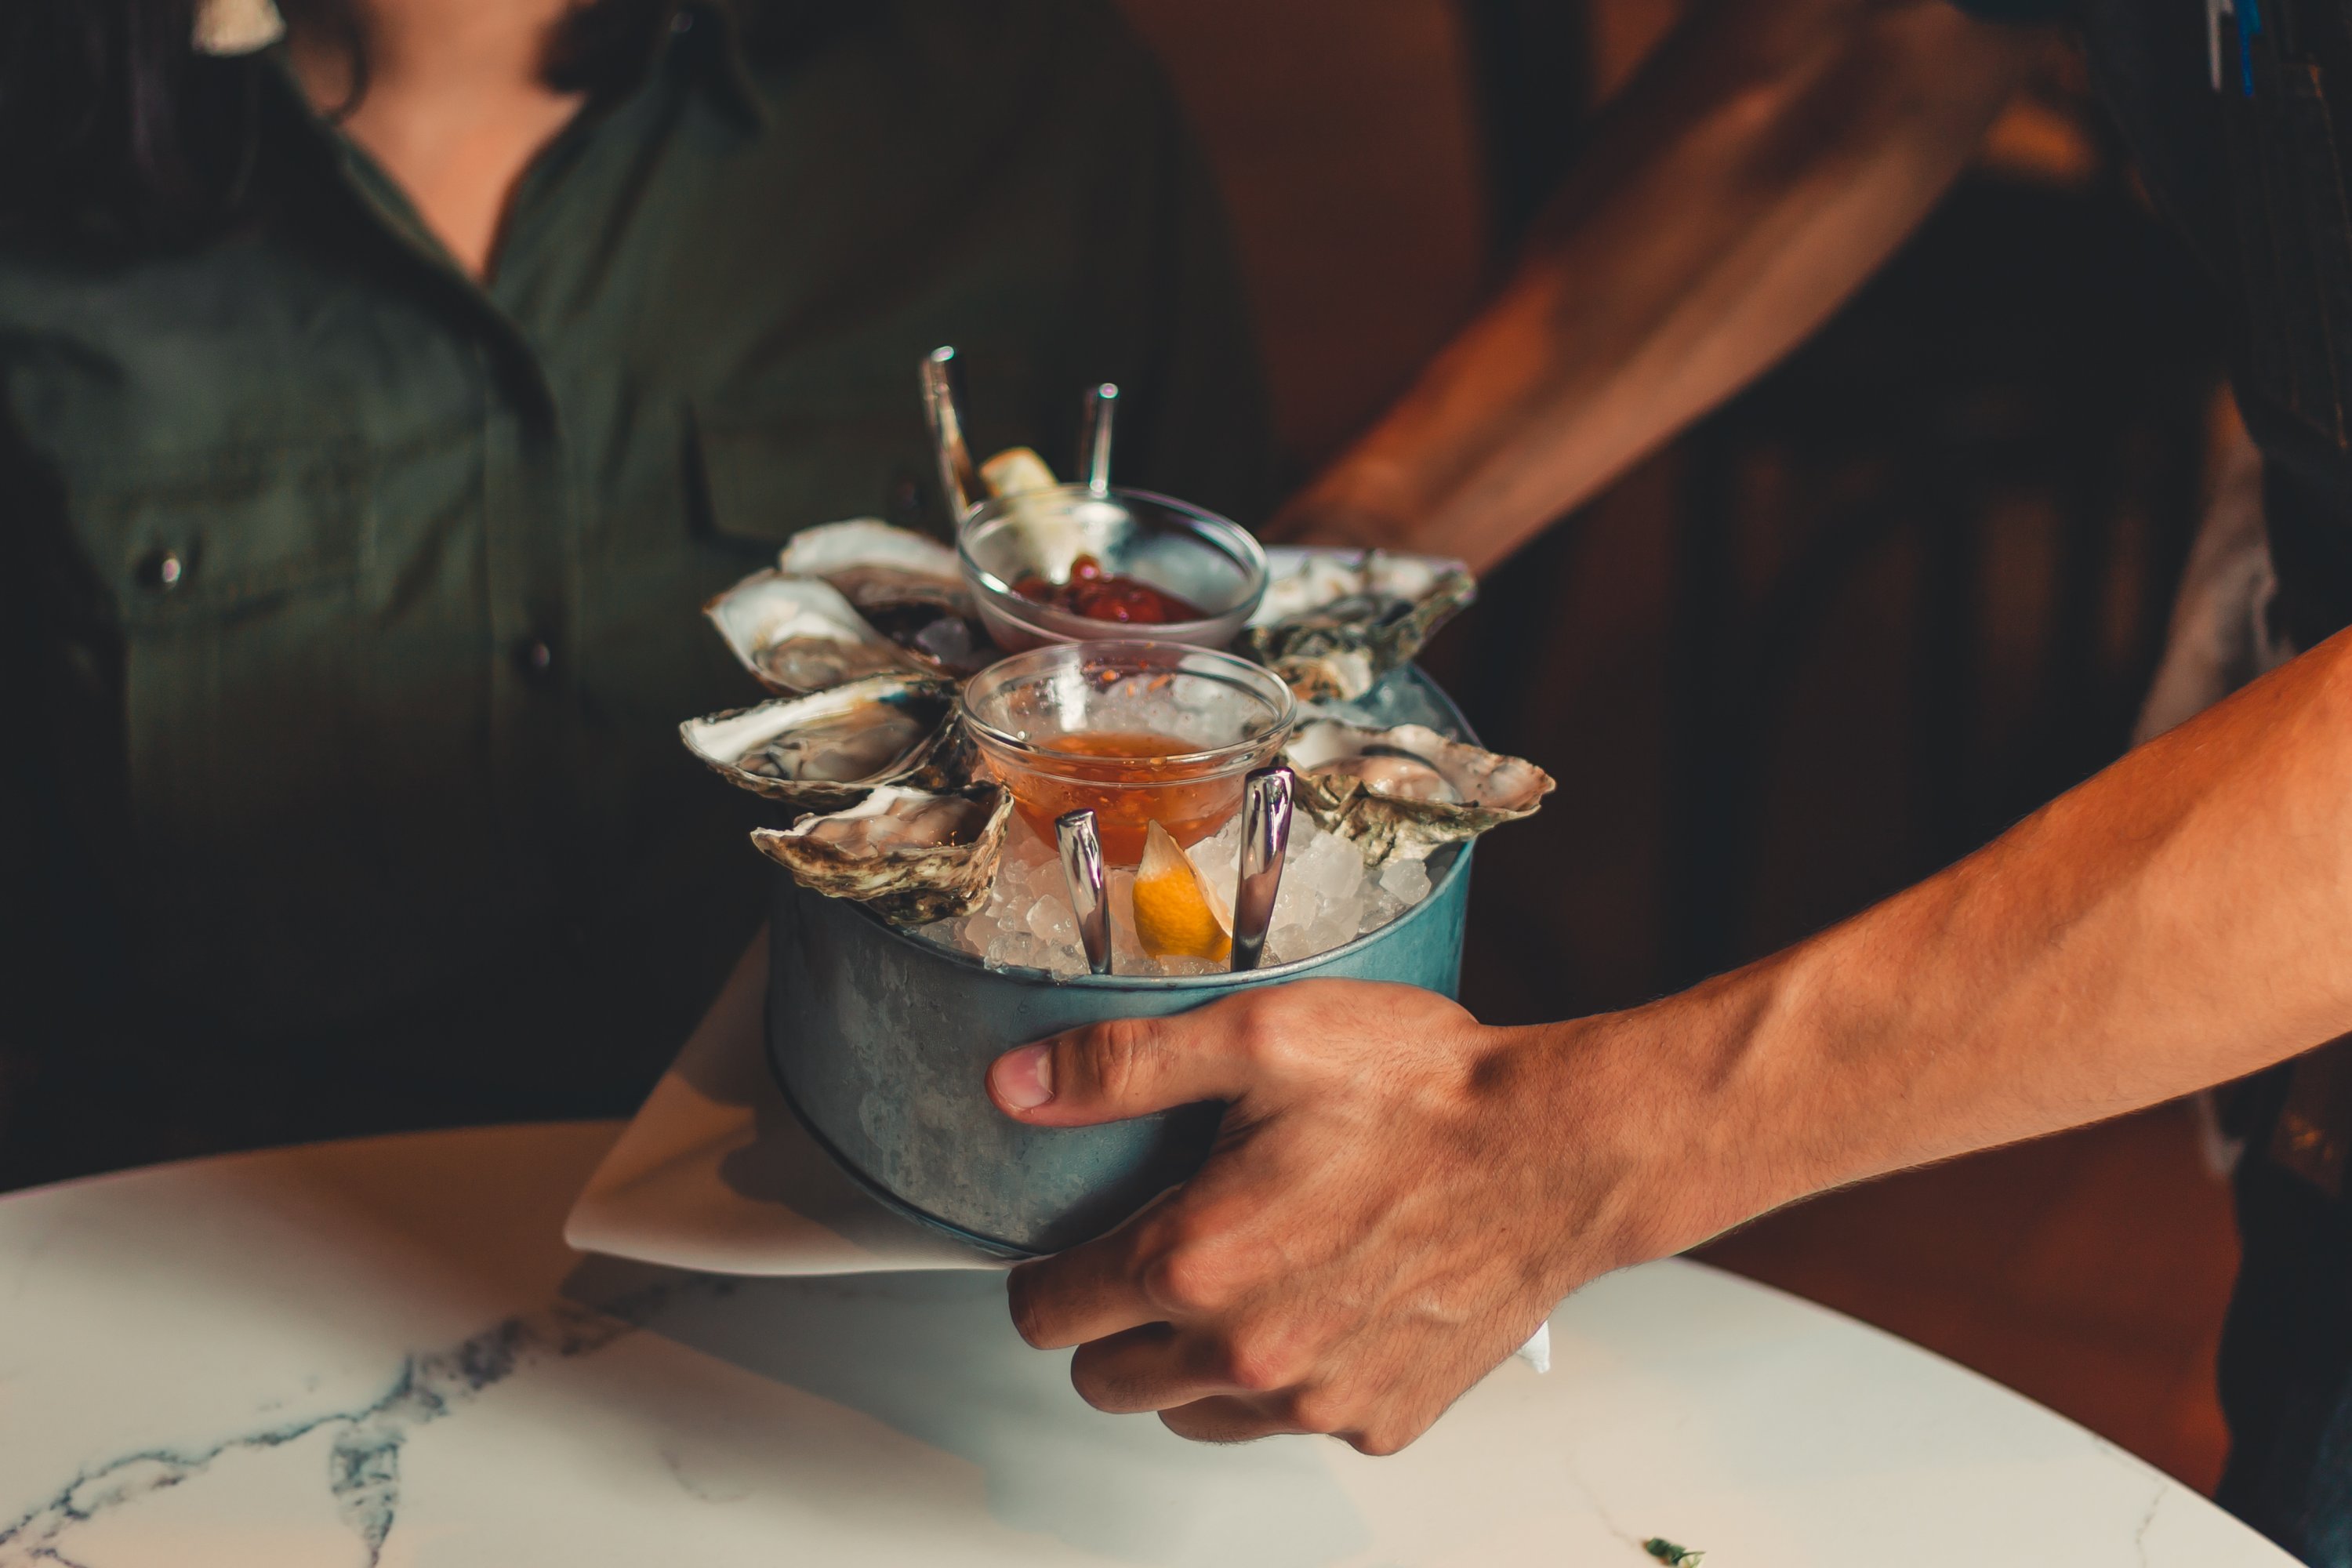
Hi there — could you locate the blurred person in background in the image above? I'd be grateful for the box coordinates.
[0,0,1269,1187]
[995,0,2352,1560]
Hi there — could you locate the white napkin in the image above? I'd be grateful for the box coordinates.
[564,935,1551,1367]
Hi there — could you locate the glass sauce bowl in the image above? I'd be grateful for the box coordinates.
[959,641,1296,865]
[956,485,1268,654]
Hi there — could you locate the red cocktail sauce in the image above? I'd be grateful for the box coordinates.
[1010,554,1206,625]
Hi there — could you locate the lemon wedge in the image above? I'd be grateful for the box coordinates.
[980,446,1058,497]
[1131,820,1232,962]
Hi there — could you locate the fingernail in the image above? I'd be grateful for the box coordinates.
[992,1044,1055,1110]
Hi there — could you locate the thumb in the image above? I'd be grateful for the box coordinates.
[988,1007,1258,1128]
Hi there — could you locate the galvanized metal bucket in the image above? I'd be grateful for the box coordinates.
[766,668,1478,1258]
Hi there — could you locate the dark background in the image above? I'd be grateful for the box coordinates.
[1117,0,2239,1490]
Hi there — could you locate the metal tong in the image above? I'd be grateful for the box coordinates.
[1076,382,1117,495]
[1058,769,1291,977]
[1229,766,1294,972]
[1056,809,1113,975]
[920,345,982,528]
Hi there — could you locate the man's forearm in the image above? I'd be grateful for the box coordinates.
[1283,0,2041,572]
[1583,631,2352,1259]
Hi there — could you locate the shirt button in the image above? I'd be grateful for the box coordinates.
[133,548,187,591]
[517,637,555,677]
[671,9,693,31]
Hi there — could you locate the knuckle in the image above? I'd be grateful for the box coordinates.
[1348,1425,1409,1457]
[1232,1004,1305,1076]
[1219,1329,1297,1395]
[1141,1240,1232,1316]
[1284,1385,1355,1436]
[1077,1018,1162,1101]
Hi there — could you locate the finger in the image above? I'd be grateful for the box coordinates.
[1160,1390,1429,1454]
[1157,1395,1296,1446]
[1069,1322,1244,1414]
[988,996,1268,1127]
[1007,1227,1160,1349]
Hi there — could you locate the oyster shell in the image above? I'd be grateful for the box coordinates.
[775,518,992,677]
[752,782,1014,924]
[1284,720,1553,865]
[1241,548,1477,702]
[680,673,960,813]
[705,570,916,696]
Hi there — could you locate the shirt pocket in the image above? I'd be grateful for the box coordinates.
[687,394,952,554]
[71,441,375,1020]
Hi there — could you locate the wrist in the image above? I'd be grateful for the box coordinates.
[1517,960,1820,1279]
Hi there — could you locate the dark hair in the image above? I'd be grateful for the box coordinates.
[0,0,679,247]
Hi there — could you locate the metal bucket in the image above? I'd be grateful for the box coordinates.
[767,668,1477,1258]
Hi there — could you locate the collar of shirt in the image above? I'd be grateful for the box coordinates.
[255,0,770,192]
[246,0,767,355]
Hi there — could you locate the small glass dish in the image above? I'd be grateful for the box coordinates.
[960,640,1296,864]
[956,485,1269,653]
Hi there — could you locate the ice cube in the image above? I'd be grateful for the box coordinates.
[1378,855,1432,905]
[1265,927,1313,966]
[1028,893,1076,944]
[1290,833,1365,902]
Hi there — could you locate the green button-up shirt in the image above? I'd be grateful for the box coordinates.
[0,0,1269,1178]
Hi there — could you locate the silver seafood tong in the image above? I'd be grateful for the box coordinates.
[1056,809,1113,976]
[1229,766,1294,972]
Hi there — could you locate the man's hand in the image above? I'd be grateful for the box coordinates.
[985,980,1657,1454]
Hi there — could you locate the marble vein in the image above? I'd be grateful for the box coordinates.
[2131,1475,2170,1568]
[1555,1442,1651,1562]
[0,1280,704,1568]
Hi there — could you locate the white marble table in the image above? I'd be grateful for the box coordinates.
[0,1123,2291,1567]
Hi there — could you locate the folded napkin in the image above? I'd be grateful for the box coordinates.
[564,935,1550,1368]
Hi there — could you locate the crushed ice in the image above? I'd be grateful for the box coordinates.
[911,813,1436,977]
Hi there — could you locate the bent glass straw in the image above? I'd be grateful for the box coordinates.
[1077,382,1117,496]
[920,345,982,528]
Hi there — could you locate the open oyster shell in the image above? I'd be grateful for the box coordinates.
[680,673,964,814]
[752,782,1014,925]
[1284,720,1554,865]
[1240,549,1477,702]
[775,519,992,677]
[705,570,917,696]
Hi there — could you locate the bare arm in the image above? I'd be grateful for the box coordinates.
[1277,0,2042,571]
[985,630,2352,1452]
[1628,626,2352,1250]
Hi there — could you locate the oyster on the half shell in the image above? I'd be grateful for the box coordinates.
[752,782,1014,924]
[1240,549,1477,702]
[776,519,992,677]
[705,570,916,696]
[680,673,964,814]
[1284,720,1553,865]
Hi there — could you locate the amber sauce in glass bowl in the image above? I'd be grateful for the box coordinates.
[959,642,1296,866]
